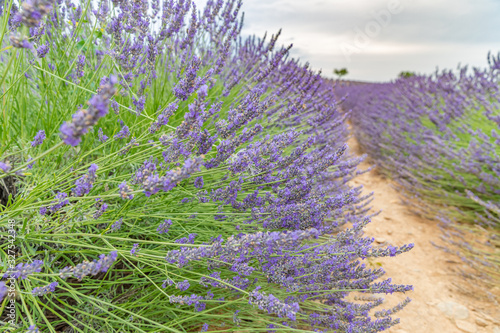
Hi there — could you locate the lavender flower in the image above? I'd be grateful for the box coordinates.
[98,128,108,142]
[30,130,46,147]
[36,42,49,58]
[249,288,299,321]
[26,157,35,169]
[16,0,52,27]
[32,282,58,296]
[93,200,108,219]
[110,218,123,232]
[47,191,69,213]
[76,54,85,79]
[118,181,134,200]
[201,323,209,332]
[176,280,190,291]
[134,157,204,197]
[9,32,33,49]
[157,219,172,234]
[3,260,43,279]
[194,176,204,189]
[60,76,117,146]
[0,282,7,302]
[59,251,118,280]
[73,164,98,197]
[26,325,39,333]
[132,96,146,116]
[0,161,12,173]
[111,100,119,114]
[114,125,130,139]
[130,243,140,256]
[162,278,174,288]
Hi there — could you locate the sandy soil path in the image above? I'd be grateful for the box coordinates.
[347,136,499,333]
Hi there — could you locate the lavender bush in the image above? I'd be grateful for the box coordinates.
[337,56,500,285]
[0,0,413,331]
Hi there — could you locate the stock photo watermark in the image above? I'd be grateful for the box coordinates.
[340,0,404,62]
[3,219,18,327]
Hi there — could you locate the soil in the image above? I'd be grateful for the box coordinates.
[347,135,499,333]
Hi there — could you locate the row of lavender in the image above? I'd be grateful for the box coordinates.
[337,56,500,286]
[0,0,412,331]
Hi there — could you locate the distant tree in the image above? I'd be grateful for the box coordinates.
[333,68,348,79]
[398,71,416,78]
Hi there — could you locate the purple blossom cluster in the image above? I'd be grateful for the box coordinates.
[59,251,118,280]
[16,0,52,27]
[73,164,98,197]
[2,260,43,279]
[60,76,117,146]
[0,282,6,302]
[132,157,203,196]
[31,130,45,147]
[118,181,134,200]
[157,219,172,234]
[32,281,58,296]
[249,287,300,321]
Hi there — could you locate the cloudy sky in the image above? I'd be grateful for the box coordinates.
[194,0,500,82]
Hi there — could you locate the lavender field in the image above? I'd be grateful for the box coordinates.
[0,0,498,332]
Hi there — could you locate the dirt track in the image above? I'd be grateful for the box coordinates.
[347,136,499,333]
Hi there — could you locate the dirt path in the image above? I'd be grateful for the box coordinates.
[347,136,499,333]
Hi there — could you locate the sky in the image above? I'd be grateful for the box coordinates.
[193,0,500,82]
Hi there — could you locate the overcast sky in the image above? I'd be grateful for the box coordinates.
[194,0,500,82]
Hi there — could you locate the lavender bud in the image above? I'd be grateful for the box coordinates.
[32,281,58,296]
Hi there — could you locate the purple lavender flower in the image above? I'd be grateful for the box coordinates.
[73,164,98,197]
[169,294,206,312]
[76,54,85,79]
[157,219,172,234]
[60,76,117,146]
[26,325,39,333]
[32,281,58,296]
[39,206,47,215]
[59,251,118,280]
[3,260,43,279]
[233,310,241,325]
[9,32,33,49]
[36,42,49,58]
[197,85,208,99]
[110,218,123,232]
[0,161,12,173]
[0,282,7,302]
[16,0,52,27]
[98,128,108,142]
[249,288,299,321]
[173,56,203,101]
[31,130,46,147]
[27,157,35,169]
[176,280,190,291]
[201,323,209,332]
[134,157,204,197]
[132,96,146,116]
[48,192,69,213]
[118,181,134,200]
[114,125,130,139]
[111,100,119,114]
[162,278,174,288]
[130,243,140,256]
[194,176,204,189]
[93,200,108,219]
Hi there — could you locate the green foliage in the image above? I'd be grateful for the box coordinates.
[333,68,348,79]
